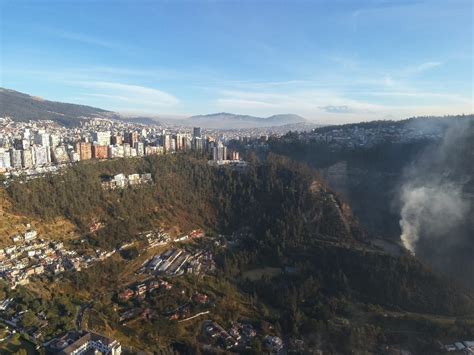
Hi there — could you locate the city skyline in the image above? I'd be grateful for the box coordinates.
[1,0,473,123]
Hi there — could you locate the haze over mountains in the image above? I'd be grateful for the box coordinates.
[181,112,307,129]
[0,88,308,129]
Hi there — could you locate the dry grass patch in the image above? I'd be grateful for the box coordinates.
[0,188,78,246]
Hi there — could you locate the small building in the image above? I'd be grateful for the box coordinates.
[135,283,147,296]
[24,230,38,241]
[12,235,22,243]
[45,330,121,354]
[118,289,134,301]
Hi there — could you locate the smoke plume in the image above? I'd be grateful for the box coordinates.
[400,183,468,254]
[398,117,474,286]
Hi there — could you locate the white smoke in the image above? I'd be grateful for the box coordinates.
[399,183,469,254]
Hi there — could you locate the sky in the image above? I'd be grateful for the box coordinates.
[1,0,473,123]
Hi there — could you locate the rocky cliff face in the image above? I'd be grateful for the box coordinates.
[319,161,402,240]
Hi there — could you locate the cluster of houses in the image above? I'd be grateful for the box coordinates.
[0,229,117,288]
[101,173,153,189]
[264,335,284,353]
[302,120,446,150]
[0,224,206,290]
[117,279,174,324]
[0,297,14,311]
[141,247,215,277]
[0,230,68,288]
[0,297,50,344]
[117,278,172,303]
[444,340,474,354]
[143,230,171,247]
[174,229,205,243]
[203,320,284,353]
[203,321,262,351]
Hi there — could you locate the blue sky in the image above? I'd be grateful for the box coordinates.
[1,0,472,123]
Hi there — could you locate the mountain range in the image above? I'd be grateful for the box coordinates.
[176,112,307,129]
[0,88,308,129]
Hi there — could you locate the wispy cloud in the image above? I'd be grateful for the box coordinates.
[404,61,443,75]
[72,81,179,112]
[41,27,131,52]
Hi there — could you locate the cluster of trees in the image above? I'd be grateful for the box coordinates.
[0,281,78,339]
[7,154,217,248]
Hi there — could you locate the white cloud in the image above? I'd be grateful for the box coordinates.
[399,61,443,77]
[72,81,179,112]
[415,61,442,72]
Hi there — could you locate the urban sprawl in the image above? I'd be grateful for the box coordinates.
[0,117,244,180]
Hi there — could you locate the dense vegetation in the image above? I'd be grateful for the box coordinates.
[4,153,474,352]
[266,137,432,238]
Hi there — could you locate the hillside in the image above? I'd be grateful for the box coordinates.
[2,153,473,353]
[265,115,474,290]
[0,88,118,127]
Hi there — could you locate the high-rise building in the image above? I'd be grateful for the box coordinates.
[75,142,92,161]
[175,133,184,151]
[222,144,227,161]
[170,137,176,152]
[52,146,69,164]
[123,143,132,157]
[14,138,29,150]
[35,132,50,147]
[92,131,111,146]
[108,145,125,159]
[145,145,163,156]
[192,137,203,151]
[229,151,240,160]
[21,148,34,168]
[135,142,145,156]
[49,134,60,148]
[68,150,80,163]
[193,127,201,138]
[111,134,123,145]
[184,135,191,150]
[92,145,108,159]
[32,145,50,166]
[212,141,227,162]
[163,134,172,153]
[10,149,22,169]
[126,132,139,147]
[0,148,11,170]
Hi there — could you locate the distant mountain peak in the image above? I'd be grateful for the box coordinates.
[187,112,307,128]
